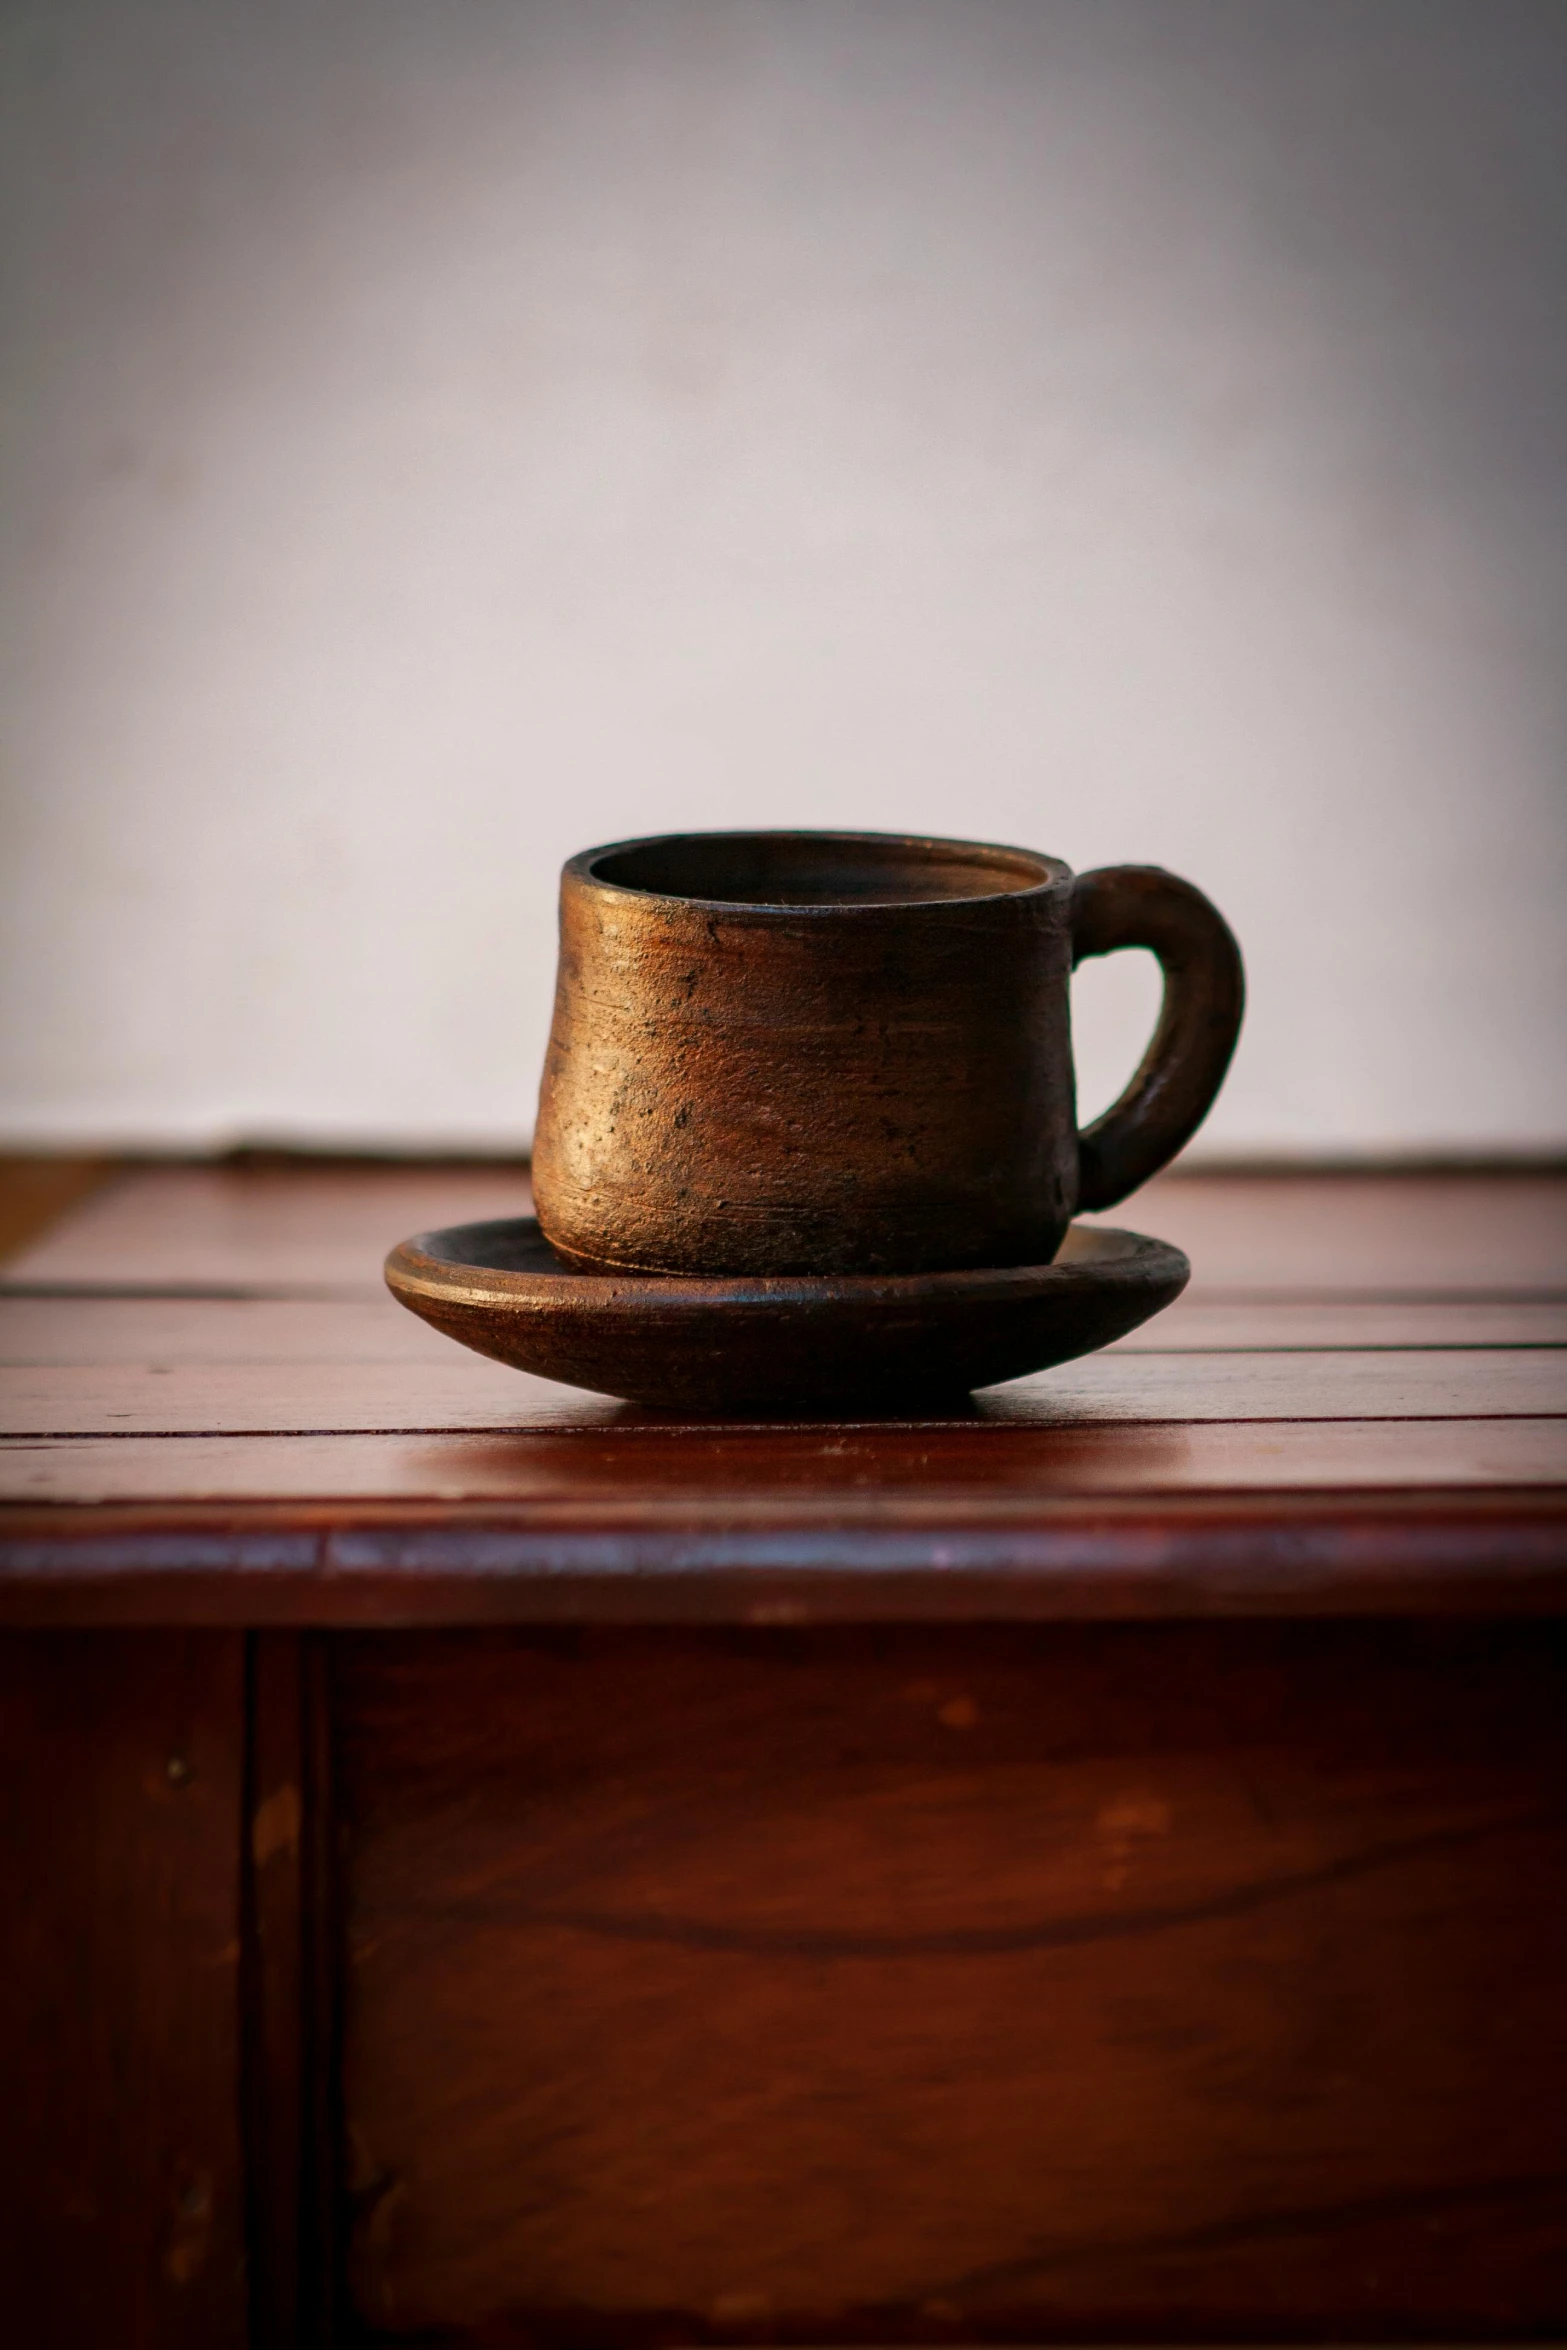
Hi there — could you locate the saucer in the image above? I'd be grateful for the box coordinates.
[385,1218,1189,1411]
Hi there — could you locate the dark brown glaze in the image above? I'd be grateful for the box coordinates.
[1071,865,1247,1211]
[531,832,1241,1277]
[384,1216,1190,1410]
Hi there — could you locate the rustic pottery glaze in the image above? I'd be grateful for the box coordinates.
[385,1216,1189,1411]
[531,831,1243,1278]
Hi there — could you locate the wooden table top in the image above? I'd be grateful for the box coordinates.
[1,1162,1563,1623]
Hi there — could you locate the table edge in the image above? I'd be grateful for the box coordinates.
[1,1489,1563,1625]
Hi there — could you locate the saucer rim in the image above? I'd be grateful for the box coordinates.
[385,1217,1189,1318]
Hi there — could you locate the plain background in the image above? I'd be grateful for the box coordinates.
[2,0,1563,1158]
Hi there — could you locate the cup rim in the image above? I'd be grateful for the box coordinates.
[564,829,1072,912]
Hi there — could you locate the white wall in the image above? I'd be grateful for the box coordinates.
[2,0,1563,1156]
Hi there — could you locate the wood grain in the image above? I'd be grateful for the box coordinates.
[244,1632,344,2349]
[245,1632,308,2344]
[0,1356,612,1434]
[1110,1168,1567,1294]
[3,1164,531,1293]
[0,1155,114,1266]
[0,1294,462,1365]
[3,1291,1566,1366]
[1,1167,1563,2342]
[1133,1296,1567,1349]
[5,1164,1564,1298]
[0,1631,247,2342]
[0,1491,1562,1626]
[4,1416,1565,1514]
[3,1345,1564,1436]
[335,1623,1567,2339]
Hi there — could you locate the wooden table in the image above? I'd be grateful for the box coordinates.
[3,1162,1565,2346]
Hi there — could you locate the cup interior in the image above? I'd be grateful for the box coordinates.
[585,831,1059,907]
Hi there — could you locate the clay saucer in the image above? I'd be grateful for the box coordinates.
[385,1218,1188,1412]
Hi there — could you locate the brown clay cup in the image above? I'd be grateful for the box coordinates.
[531,830,1243,1278]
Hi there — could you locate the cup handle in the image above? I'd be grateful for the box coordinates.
[1070,866,1245,1212]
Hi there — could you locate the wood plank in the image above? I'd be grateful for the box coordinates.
[4,1292,1566,1368]
[245,1633,307,2346]
[2,1347,1562,1437]
[1121,1169,1567,1293]
[1132,1295,1567,1350]
[3,1163,530,1293]
[3,1418,1564,1511]
[975,1347,1567,1419]
[0,1631,247,2342]
[0,1357,613,1433]
[8,1164,1564,1299]
[0,1154,115,1265]
[0,1294,458,1365]
[335,1623,1567,2338]
[244,1632,343,2348]
[1,1492,1562,1625]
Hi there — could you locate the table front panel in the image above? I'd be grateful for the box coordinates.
[334,1622,1567,2341]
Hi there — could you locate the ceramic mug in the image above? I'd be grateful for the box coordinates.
[531,830,1243,1277]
